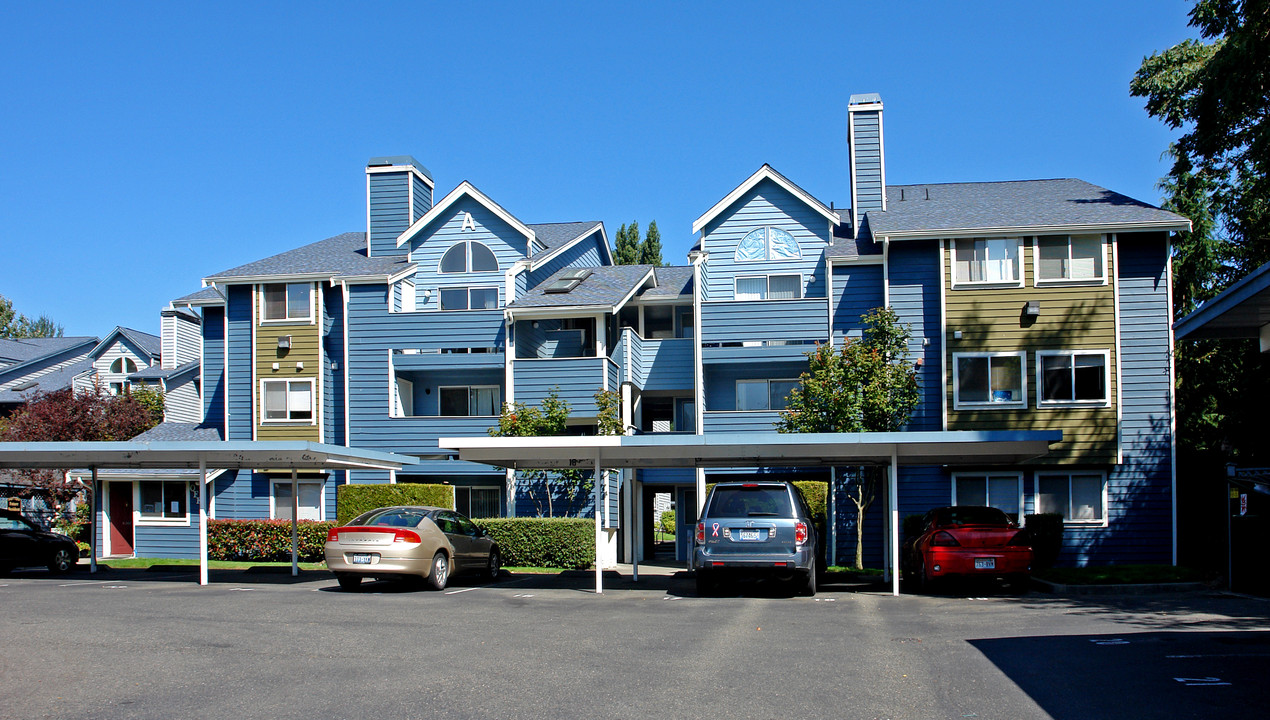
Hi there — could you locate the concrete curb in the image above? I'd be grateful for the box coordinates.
[1031,577,1207,595]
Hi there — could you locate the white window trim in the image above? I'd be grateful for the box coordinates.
[269,479,326,522]
[950,237,1024,289]
[1034,471,1109,527]
[438,384,503,417]
[951,472,1024,518]
[1033,234,1108,287]
[1036,349,1112,407]
[260,378,317,424]
[733,273,804,301]
[438,285,500,311]
[735,378,800,412]
[259,283,315,325]
[438,240,500,274]
[952,351,1028,410]
[135,480,192,527]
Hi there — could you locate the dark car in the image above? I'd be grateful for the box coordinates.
[0,510,79,574]
[691,481,819,596]
[904,506,1032,590]
[324,506,500,591]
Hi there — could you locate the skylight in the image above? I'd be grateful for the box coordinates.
[543,268,592,294]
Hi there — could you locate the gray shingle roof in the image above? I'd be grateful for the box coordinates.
[865,179,1189,238]
[104,327,161,360]
[205,232,412,281]
[129,360,199,381]
[527,222,603,251]
[510,265,655,309]
[131,421,224,442]
[0,337,97,368]
[0,359,93,404]
[641,266,694,298]
[171,286,225,305]
[826,219,883,259]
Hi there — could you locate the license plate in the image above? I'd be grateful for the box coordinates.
[738,529,761,541]
[351,554,373,565]
[974,558,995,570]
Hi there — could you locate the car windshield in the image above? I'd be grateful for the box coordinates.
[707,485,793,517]
[357,509,428,528]
[935,506,1010,526]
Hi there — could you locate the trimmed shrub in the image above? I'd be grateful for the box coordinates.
[208,519,335,562]
[337,483,454,524]
[659,509,676,534]
[1024,513,1064,570]
[474,517,594,569]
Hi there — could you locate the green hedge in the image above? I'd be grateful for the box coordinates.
[336,483,455,524]
[474,517,594,569]
[208,519,335,562]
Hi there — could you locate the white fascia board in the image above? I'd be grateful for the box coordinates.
[365,163,434,189]
[692,164,838,235]
[396,181,535,249]
[336,264,418,286]
[882,219,1192,241]
[611,269,657,312]
[528,222,605,270]
[848,101,884,113]
[203,272,335,285]
[506,305,615,320]
[178,295,225,307]
[827,255,885,266]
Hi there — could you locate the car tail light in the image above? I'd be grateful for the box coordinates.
[1007,531,1031,546]
[695,521,705,544]
[795,521,808,545]
[327,529,340,542]
[393,529,421,544]
[930,531,960,547]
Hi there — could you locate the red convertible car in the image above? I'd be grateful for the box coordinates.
[904,506,1032,590]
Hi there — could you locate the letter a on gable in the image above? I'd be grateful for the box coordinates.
[461,212,476,232]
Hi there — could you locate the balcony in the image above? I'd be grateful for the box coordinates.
[514,357,620,415]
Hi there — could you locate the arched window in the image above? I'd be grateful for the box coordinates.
[440,241,499,273]
[735,227,801,262]
[110,357,138,374]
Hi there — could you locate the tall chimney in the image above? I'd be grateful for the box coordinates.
[365,156,433,258]
[847,94,885,235]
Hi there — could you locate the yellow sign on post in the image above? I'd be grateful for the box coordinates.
[7,497,20,511]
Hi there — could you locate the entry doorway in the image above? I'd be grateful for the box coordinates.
[107,482,134,556]
[641,488,675,560]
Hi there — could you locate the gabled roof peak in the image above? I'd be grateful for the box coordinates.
[692,164,837,235]
[396,180,535,249]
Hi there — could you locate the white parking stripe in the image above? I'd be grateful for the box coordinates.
[445,586,480,595]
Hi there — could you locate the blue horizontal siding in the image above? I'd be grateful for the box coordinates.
[701,299,828,344]
[514,358,608,415]
[225,285,253,440]
[525,232,604,291]
[702,410,783,432]
[369,170,412,259]
[886,241,941,431]
[833,264,884,340]
[639,338,694,391]
[703,360,808,411]
[133,524,200,559]
[202,306,225,429]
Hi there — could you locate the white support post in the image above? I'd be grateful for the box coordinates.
[90,467,98,574]
[890,451,900,597]
[629,471,638,582]
[594,455,603,594]
[829,466,837,568]
[881,469,891,585]
[291,469,299,577]
[199,457,208,586]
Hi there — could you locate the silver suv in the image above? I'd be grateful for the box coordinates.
[691,481,819,596]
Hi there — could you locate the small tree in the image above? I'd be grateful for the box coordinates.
[638,220,664,266]
[614,222,641,265]
[0,294,64,339]
[775,307,920,568]
[490,389,573,517]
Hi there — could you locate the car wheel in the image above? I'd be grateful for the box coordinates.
[48,548,74,574]
[695,569,713,597]
[336,573,362,591]
[427,552,449,591]
[485,548,501,581]
[801,568,817,597]
[917,556,930,594]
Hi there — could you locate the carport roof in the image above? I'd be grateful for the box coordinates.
[438,430,1060,469]
[0,441,415,470]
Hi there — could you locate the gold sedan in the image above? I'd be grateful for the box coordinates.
[325,506,500,591]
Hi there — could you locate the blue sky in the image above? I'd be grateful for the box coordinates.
[1,1,1197,338]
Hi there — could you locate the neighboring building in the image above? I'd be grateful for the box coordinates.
[0,336,99,415]
[145,96,1186,567]
[79,326,161,396]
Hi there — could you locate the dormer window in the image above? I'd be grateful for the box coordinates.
[735,227,801,262]
[440,241,498,273]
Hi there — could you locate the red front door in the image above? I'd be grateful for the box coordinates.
[108,483,133,556]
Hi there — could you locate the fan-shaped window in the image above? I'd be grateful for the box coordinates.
[110,358,138,374]
[734,227,801,261]
[440,241,499,273]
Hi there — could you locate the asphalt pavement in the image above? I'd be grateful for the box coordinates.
[1,564,1267,720]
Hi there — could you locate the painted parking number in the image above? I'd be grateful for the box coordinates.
[1174,677,1231,687]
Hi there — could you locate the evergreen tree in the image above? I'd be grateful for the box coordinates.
[0,294,63,338]
[638,220,664,266]
[614,222,640,265]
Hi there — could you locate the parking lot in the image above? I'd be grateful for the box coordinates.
[1,566,1267,720]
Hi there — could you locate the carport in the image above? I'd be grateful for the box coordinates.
[439,430,1060,596]
[0,441,414,585]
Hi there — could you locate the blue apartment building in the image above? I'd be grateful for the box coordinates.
[102,94,1189,569]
